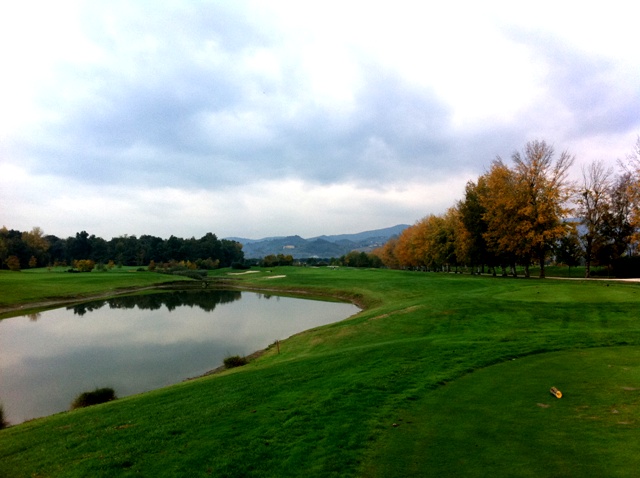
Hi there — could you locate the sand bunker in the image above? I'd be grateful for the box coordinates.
[227,270,261,276]
[265,275,286,279]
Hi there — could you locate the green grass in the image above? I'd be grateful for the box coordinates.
[0,268,190,315]
[363,346,640,477]
[1,267,639,477]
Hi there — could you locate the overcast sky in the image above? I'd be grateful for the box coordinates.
[1,1,639,240]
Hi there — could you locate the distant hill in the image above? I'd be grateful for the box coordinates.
[227,224,409,259]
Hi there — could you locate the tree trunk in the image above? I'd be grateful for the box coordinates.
[584,239,592,278]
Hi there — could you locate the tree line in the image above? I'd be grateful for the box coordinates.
[374,138,640,278]
[0,228,244,271]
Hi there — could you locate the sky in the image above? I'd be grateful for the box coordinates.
[1,1,639,240]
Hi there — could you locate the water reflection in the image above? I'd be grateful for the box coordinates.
[69,290,242,315]
[0,290,358,425]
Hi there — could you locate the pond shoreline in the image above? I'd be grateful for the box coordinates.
[0,281,191,319]
[1,278,364,382]
[0,279,367,319]
[1,279,364,386]
[2,285,360,425]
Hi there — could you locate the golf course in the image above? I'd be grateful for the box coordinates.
[1,266,639,477]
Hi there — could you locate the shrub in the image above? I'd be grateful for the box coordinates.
[71,387,117,409]
[72,259,96,272]
[197,258,220,270]
[6,255,21,271]
[223,355,248,369]
[611,256,640,278]
[0,403,8,429]
[172,269,207,280]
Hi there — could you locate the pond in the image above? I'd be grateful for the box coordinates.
[0,290,359,425]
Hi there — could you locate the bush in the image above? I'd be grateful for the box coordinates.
[0,403,8,429]
[71,387,117,409]
[611,256,640,278]
[6,255,21,271]
[223,355,248,369]
[71,259,96,272]
[172,269,207,280]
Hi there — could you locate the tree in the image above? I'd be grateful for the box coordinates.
[22,227,49,267]
[394,222,420,269]
[576,160,612,277]
[555,226,583,276]
[372,237,400,269]
[0,227,9,267]
[598,172,635,268]
[480,141,574,278]
[457,179,491,273]
[511,140,575,278]
[479,159,522,276]
[624,135,640,247]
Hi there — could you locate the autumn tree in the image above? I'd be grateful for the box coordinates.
[373,237,400,269]
[478,159,522,276]
[394,225,421,269]
[480,141,574,278]
[22,227,49,268]
[441,207,461,272]
[512,140,575,277]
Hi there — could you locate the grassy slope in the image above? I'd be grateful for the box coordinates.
[1,267,639,477]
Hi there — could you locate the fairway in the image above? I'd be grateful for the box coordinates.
[1,267,640,477]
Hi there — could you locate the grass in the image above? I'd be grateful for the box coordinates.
[0,267,190,315]
[0,267,639,477]
[363,346,640,477]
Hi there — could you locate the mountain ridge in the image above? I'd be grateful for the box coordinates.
[226,224,409,259]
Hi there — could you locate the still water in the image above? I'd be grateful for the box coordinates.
[0,290,359,425]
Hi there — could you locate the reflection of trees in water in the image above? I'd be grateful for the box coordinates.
[69,290,242,316]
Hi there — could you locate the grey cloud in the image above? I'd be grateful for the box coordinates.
[15,3,638,198]
[21,19,461,189]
